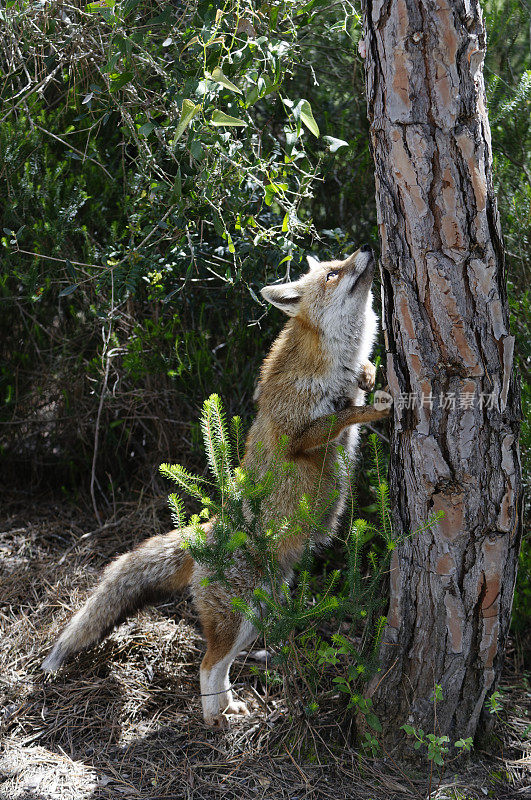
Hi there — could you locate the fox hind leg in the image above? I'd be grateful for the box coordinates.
[199,612,256,727]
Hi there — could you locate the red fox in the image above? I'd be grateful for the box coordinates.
[42,245,389,727]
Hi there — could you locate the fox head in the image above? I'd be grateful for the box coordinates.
[260,246,375,339]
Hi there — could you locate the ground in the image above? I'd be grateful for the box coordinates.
[0,498,529,800]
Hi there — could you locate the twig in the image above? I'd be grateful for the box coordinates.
[367,657,398,694]
[0,63,63,122]
[365,423,390,443]
[34,124,114,180]
[90,274,115,525]
[379,744,424,799]
[10,246,103,270]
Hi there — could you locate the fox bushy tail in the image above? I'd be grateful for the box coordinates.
[42,528,195,672]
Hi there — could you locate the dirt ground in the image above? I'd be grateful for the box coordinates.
[0,498,529,800]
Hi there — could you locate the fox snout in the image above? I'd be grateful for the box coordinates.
[346,244,374,274]
[356,245,374,268]
[347,247,375,295]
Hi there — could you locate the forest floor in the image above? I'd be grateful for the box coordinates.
[0,497,529,800]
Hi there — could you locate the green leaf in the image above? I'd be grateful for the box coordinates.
[65,259,76,280]
[103,52,121,74]
[139,122,155,137]
[210,67,242,95]
[175,99,201,141]
[282,213,289,232]
[59,284,79,297]
[190,139,204,160]
[122,0,141,16]
[86,0,115,11]
[366,713,382,732]
[245,75,280,107]
[171,167,182,201]
[109,71,134,91]
[211,110,247,127]
[264,181,288,206]
[299,99,319,137]
[323,135,348,152]
[455,737,473,750]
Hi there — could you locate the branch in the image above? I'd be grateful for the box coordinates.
[34,124,113,180]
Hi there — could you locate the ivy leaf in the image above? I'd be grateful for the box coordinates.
[210,67,242,95]
[323,135,348,152]
[190,139,204,160]
[211,110,247,127]
[245,75,279,107]
[175,99,201,141]
[295,99,319,137]
[180,35,199,54]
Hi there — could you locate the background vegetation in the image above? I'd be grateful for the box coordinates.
[1,0,529,633]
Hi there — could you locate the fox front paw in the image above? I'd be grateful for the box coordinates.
[358,361,376,392]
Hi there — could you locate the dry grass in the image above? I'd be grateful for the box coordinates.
[0,498,529,800]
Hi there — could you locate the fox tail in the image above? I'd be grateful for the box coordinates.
[42,527,196,672]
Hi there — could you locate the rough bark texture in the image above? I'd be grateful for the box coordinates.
[361,0,523,743]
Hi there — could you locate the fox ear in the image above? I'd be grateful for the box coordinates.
[261,282,302,316]
[306,255,320,270]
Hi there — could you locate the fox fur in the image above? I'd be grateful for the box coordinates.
[42,246,389,727]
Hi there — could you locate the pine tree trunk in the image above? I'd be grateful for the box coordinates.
[361,0,522,744]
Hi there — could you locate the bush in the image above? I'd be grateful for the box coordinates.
[0,0,374,489]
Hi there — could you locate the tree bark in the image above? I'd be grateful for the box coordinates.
[361,0,523,745]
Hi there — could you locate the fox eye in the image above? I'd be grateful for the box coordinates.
[326,270,339,281]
